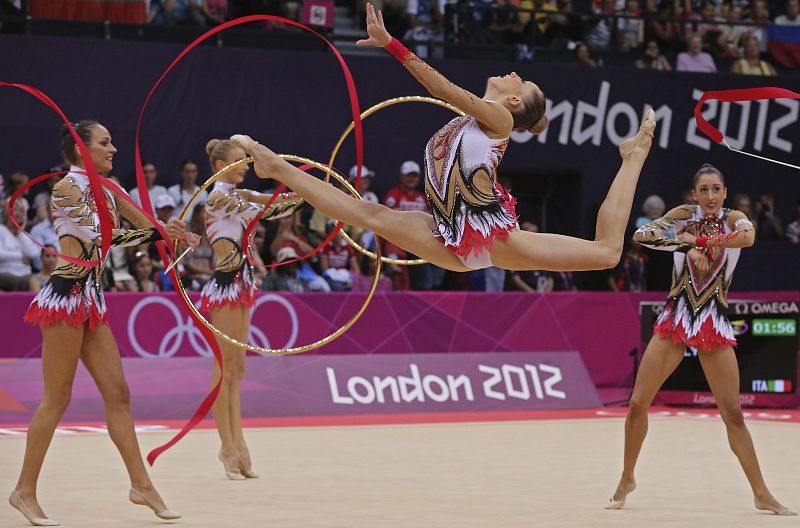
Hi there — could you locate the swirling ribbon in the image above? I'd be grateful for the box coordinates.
[694,87,800,170]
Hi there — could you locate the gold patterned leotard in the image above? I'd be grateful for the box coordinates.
[200,181,300,311]
[25,167,161,329]
[634,204,754,349]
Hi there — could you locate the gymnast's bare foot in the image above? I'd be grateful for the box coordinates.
[619,108,655,161]
[755,494,797,516]
[229,134,258,153]
[605,476,636,510]
[230,134,283,180]
[238,446,259,479]
[9,488,59,526]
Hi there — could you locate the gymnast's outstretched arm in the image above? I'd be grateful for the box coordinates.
[356,2,513,137]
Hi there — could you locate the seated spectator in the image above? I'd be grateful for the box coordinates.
[787,199,800,243]
[246,221,268,287]
[509,222,554,292]
[685,0,722,51]
[404,0,445,59]
[552,271,577,291]
[31,245,58,292]
[585,0,616,51]
[617,0,645,52]
[635,40,672,70]
[29,197,60,269]
[677,33,717,72]
[731,35,778,75]
[510,268,554,292]
[184,202,214,289]
[744,0,770,53]
[635,194,666,228]
[132,251,160,293]
[775,0,800,25]
[611,244,646,291]
[263,247,307,292]
[4,171,29,201]
[488,0,519,45]
[172,0,206,26]
[383,160,430,290]
[320,231,361,291]
[575,42,600,66]
[0,198,39,291]
[733,192,757,232]
[646,2,683,52]
[484,266,506,291]
[530,0,559,46]
[719,4,749,57]
[755,193,784,240]
[137,194,179,291]
[271,211,330,291]
[31,172,62,226]
[203,0,228,24]
[547,0,586,48]
[348,164,379,203]
[129,161,169,213]
[351,254,394,292]
[155,193,177,224]
[107,218,137,292]
[168,159,207,221]
[148,0,171,24]
[330,164,381,272]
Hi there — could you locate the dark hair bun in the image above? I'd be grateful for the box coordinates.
[59,123,72,139]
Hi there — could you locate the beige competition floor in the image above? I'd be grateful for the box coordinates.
[1,416,799,528]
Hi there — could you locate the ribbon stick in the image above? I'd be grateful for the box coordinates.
[721,139,800,171]
[694,87,800,170]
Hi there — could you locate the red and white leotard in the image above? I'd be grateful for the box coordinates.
[200,181,299,311]
[634,204,753,350]
[383,39,519,269]
[25,166,161,329]
[424,115,516,266]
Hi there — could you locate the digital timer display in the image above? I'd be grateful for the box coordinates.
[752,319,797,337]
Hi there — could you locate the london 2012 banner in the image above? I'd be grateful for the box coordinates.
[0,352,601,423]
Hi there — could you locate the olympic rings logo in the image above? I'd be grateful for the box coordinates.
[126,294,300,358]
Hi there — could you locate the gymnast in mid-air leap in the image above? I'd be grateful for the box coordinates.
[231,2,656,275]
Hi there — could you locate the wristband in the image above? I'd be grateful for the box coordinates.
[384,38,412,62]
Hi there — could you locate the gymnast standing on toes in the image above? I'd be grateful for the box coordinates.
[607,164,795,516]
[230,3,655,274]
[11,121,197,526]
[200,139,298,481]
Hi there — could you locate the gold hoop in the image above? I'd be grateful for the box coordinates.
[326,96,466,266]
[174,154,382,355]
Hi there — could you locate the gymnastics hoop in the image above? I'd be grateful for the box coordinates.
[326,96,466,266]
[174,154,382,355]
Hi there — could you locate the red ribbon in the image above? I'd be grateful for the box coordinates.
[9,169,177,265]
[241,164,345,269]
[694,87,800,144]
[1,83,114,266]
[136,16,365,464]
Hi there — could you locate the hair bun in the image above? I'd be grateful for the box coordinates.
[206,139,221,155]
[59,123,72,139]
[529,114,548,135]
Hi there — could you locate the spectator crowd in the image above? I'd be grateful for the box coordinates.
[1,158,798,294]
